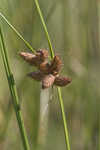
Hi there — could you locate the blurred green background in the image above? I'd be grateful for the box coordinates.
[0,0,100,150]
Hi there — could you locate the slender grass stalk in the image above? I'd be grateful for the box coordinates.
[34,0,71,150]
[0,12,35,53]
[0,27,30,150]
[34,0,54,59]
[57,87,70,150]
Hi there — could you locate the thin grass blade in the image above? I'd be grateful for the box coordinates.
[0,27,30,150]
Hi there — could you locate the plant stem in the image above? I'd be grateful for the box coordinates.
[57,87,70,150]
[0,12,35,53]
[34,0,54,59]
[34,0,71,150]
[0,27,30,150]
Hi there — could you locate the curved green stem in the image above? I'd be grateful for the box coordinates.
[0,27,30,150]
[34,1,71,150]
[34,0,54,58]
[0,12,35,53]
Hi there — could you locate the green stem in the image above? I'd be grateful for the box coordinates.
[57,88,70,150]
[34,0,54,58]
[34,1,71,150]
[0,27,30,150]
[0,12,35,53]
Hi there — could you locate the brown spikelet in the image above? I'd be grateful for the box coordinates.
[19,52,37,66]
[36,49,49,61]
[27,71,44,81]
[49,55,62,75]
[42,74,55,89]
[39,61,50,74]
[54,76,71,87]
[19,49,48,67]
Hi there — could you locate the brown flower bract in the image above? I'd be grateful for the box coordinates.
[54,76,72,87]
[42,74,55,89]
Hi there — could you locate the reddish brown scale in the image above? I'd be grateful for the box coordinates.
[19,49,48,67]
[54,76,72,87]
[39,61,50,74]
[42,74,55,89]
[27,71,44,81]
[49,55,62,75]
[36,49,49,61]
[19,52,37,66]
[35,49,49,67]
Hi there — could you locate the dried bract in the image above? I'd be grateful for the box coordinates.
[19,52,37,66]
[36,49,49,61]
[49,55,62,75]
[39,61,50,74]
[19,49,48,67]
[54,76,71,87]
[42,74,55,89]
[27,71,44,81]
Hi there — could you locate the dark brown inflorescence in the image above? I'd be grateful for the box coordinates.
[19,49,71,89]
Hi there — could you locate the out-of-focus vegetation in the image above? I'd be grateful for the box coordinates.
[0,0,100,150]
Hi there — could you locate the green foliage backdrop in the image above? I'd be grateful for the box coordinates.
[0,0,100,150]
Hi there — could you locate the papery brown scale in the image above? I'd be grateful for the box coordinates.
[54,76,72,87]
[49,55,62,75]
[19,50,48,67]
[42,74,55,89]
[27,71,44,81]
[39,61,50,74]
[36,49,49,61]
[19,52,37,66]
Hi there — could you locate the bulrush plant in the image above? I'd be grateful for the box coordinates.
[0,0,72,149]
[19,49,71,89]
[34,0,71,149]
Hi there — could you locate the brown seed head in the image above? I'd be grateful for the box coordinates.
[19,50,72,89]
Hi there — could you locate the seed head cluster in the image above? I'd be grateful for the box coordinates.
[19,49,71,89]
